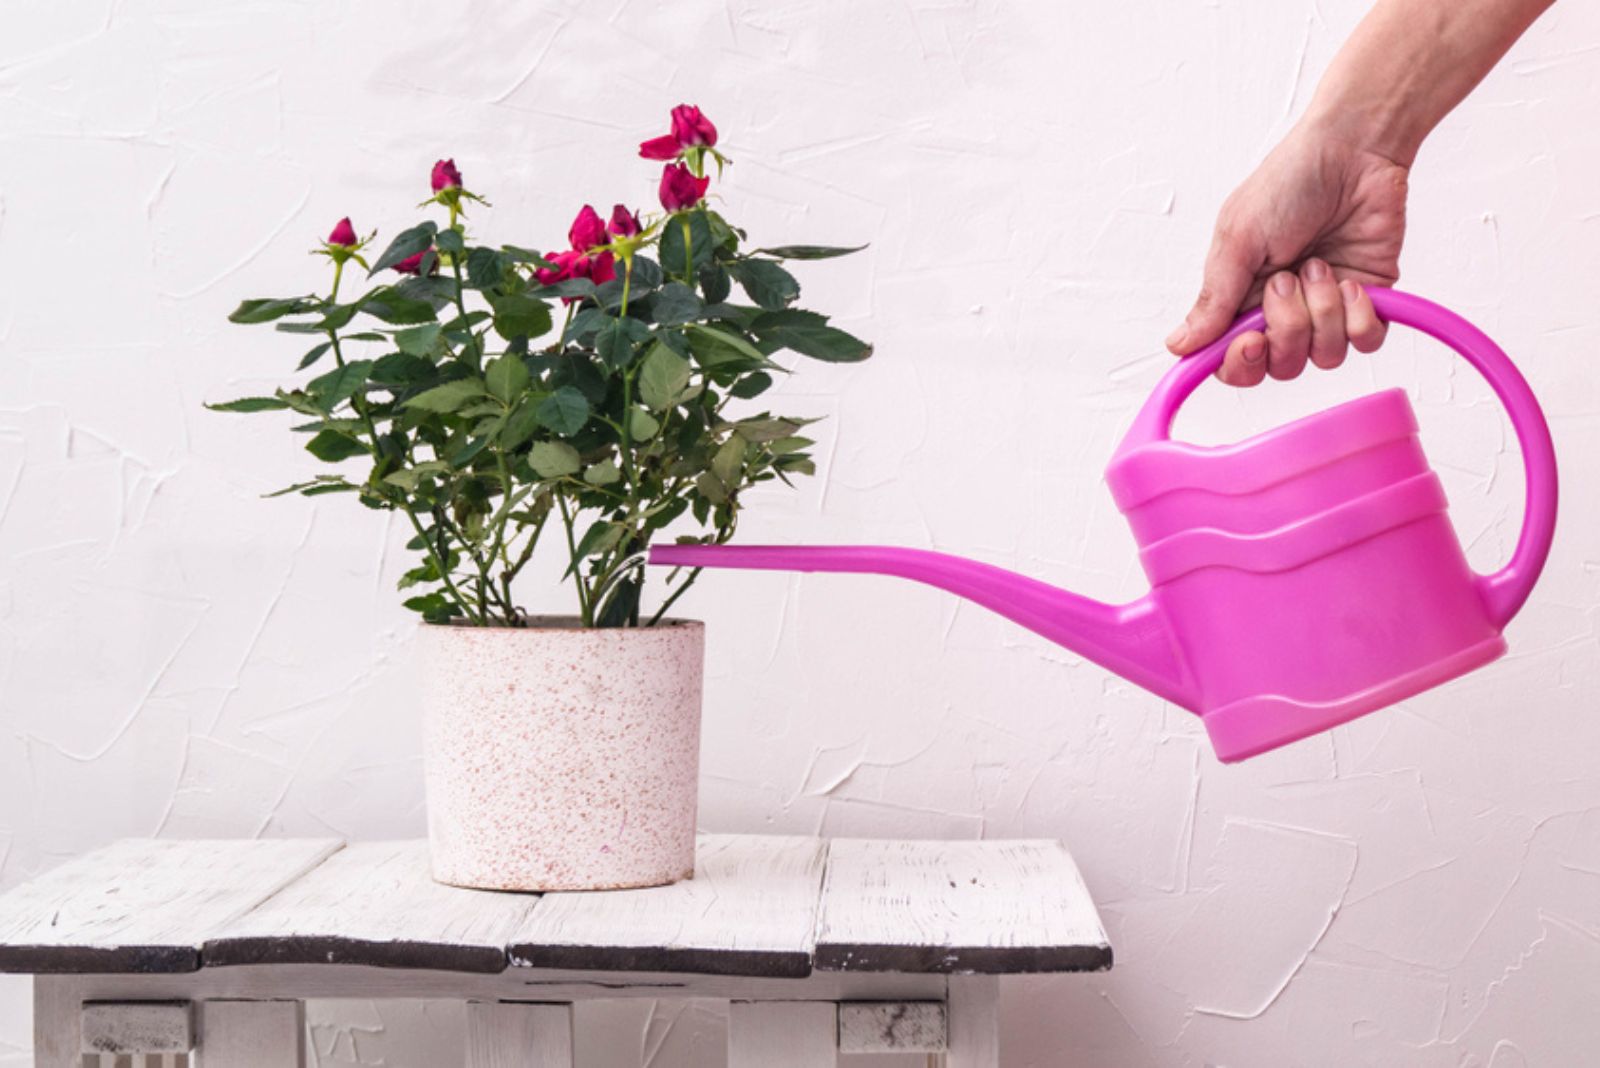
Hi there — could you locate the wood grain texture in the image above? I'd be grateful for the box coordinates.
[508,835,827,978]
[204,842,536,973]
[726,1001,837,1068]
[813,839,1112,973]
[0,840,342,974]
[465,1002,574,1068]
[837,1001,945,1052]
[81,1001,193,1053]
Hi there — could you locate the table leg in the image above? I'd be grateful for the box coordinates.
[727,1001,837,1068]
[198,999,305,1067]
[465,1001,574,1068]
[945,976,999,1068]
[33,977,81,1068]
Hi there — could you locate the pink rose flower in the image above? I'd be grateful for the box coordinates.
[586,250,616,286]
[607,204,641,238]
[669,105,717,149]
[638,104,717,159]
[658,162,710,212]
[327,217,358,247]
[431,159,463,193]
[536,249,583,286]
[568,205,608,252]
[392,249,433,275]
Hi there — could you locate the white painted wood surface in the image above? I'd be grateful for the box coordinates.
[815,839,1112,973]
[81,1001,193,1053]
[946,976,1000,1068]
[509,835,828,977]
[837,1001,946,1053]
[198,1000,305,1068]
[726,1001,837,1068]
[0,839,341,973]
[204,842,538,973]
[465,1002,574,1068]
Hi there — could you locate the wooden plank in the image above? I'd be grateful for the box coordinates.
[465,1002,574,1068]
[837,1002,945,1053]
[81,1001,193,1053]
[204,842,535,974]
[813,839,1112,973]
[726,1001,836,1068]
[0,840,342,974]
[945,976,999,1067]
[33,977,81,1068]
[508,835,827,978]
[198,1000,305,1067]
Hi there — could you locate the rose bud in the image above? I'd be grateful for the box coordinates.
[327,217,358,247]
[669,104,717,148]
[568,205,608,251]
[431,159,463,193]
[639,133,683,161]
[607,204,642,238]
[658,162,710,212]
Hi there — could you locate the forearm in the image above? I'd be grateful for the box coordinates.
[1303,0,1555,165]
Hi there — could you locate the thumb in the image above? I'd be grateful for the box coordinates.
[1167,224,1262,355]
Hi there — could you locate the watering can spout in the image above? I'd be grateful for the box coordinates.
[648,544,1195,708]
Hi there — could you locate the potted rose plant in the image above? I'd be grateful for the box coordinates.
[214,106,869,890]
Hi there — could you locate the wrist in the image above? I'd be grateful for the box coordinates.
[1299,91,1423,168]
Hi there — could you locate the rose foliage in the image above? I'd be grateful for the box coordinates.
[215,107,870,628]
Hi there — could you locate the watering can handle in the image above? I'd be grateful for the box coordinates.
[1120,287,1557,630]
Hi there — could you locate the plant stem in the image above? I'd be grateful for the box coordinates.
[330,259,345,303]
[556,492,592,626]
[619,258,633,317]
[648,567,702,626]
[681,216,693,280]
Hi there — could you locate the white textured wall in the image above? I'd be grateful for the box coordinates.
[2,1,1598,1064]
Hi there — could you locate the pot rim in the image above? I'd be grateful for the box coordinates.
[423,615,702,633]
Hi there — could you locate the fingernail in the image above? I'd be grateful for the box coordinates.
[1242,336,1265,364]
[1303,258,1328,282]
[1340,279,1361,304]
[1165,324,1188,350]
[1271,272,1296,297]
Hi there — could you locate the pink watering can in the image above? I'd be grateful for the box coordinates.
[649,289,1557,762]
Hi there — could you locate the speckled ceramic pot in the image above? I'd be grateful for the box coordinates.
[420,617,703,891]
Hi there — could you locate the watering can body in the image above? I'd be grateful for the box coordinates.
[649,290,1558,762]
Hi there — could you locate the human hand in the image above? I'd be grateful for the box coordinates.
[1165,122,1410,386]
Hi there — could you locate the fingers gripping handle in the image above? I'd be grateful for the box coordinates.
[1120,288,1557,629]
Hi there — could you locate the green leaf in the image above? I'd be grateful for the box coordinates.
[638,342,692,411]
[370,351,436,386]
[500,398,544,449]
[571,520,624,564]
[206,396,290,413]
[297,341,333,370]
[492,294,553,341]
[485,355,531,403]
[729,372,773,399]
[264,475,355,497]
[767,435,813,455]
[395,322,443,356]
[659,211,713,277]
[465,247,506,289]
[698,262,731,304]
[735,417,804,443]
[536,385,589,436]
[751,310,873,363]
[404,378,487,413]
[595,318,638,370]
[529,441,581,478]
[359,287,438,325]
[695,470,728,504]
[229,297,316,324]
[650,283,704,326]
[729,259,800,310]
[712,435,745,485]
[583,460,621,486]
[631,255,664,291]
[686,323,772,370]
[625,407,660,440]
[754,243,867,260]
[368,222,438,276]
[434,228,465,254]
[306,359,374,412]
[305,429,366,462]
[450,434,491,467]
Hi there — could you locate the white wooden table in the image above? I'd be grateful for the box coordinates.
[0,836,1111,1067]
